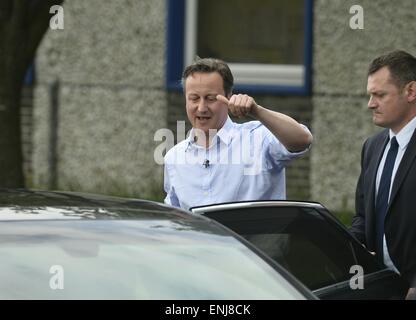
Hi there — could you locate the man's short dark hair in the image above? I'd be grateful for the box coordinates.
[368,50,416,89]
[182,57,234,96]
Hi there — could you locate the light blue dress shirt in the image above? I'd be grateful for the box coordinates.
[164,117,311,210]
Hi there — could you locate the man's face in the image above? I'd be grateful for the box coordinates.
[367,66,411,133]
[184,72,229,135]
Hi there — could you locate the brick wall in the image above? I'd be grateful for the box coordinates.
[21,85,33,184]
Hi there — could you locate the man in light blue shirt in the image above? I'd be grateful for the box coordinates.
[164,58,313,210]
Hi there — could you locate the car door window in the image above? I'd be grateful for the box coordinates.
[317,208,380,272]
[205,207,362,290]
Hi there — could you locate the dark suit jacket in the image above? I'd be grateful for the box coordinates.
[350,128,416,287]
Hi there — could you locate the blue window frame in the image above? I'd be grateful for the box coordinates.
[166,0,313,95]
[24,63,35,85]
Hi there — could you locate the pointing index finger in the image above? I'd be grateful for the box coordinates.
[216,94,229,104]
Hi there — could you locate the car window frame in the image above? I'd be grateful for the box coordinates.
[191,201,407,299]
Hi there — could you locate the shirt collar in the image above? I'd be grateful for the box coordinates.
[389,115,416,150]
[216,116,234,146]
[185,117,234,150]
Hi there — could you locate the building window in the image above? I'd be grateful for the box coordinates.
[24,63,35,85]
[166,0,312,94]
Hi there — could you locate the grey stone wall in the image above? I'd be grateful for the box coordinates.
[33,0,166,200]
[311,0,416,212]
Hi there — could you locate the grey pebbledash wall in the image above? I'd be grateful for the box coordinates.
[31,0,416,209]
[311,0,416,212]
[33,0,167,199]
[32,0,313,201]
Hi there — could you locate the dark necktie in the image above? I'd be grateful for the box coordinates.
[375,136,399,265]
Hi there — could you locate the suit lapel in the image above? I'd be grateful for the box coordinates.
[389,128,416,208]
[365,131,389,247]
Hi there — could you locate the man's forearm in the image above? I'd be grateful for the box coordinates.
[252,105,313,152]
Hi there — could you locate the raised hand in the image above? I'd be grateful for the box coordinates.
[216,94,259,118]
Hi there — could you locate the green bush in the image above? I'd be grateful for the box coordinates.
[332,210,354,227]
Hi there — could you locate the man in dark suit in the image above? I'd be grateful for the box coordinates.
[350,50,416,299]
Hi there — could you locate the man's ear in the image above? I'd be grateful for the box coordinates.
[406,81,416,103]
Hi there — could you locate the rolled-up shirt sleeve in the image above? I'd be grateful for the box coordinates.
[266,124,312,168]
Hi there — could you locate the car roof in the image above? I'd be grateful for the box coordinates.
[0,188,191,221]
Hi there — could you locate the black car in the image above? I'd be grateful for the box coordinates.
[190,201,409,300]
[0,189,315,300]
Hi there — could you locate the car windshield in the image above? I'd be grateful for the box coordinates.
[0,219,306,299]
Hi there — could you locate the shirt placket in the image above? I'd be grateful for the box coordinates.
[202,148,211,199]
